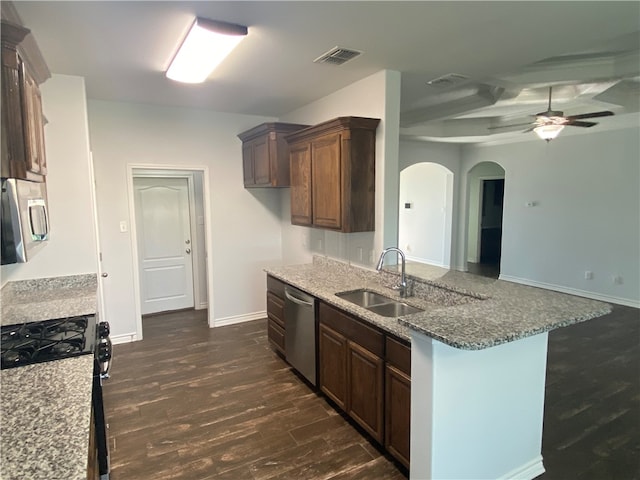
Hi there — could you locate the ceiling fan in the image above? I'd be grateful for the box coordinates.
[492,86,615,142]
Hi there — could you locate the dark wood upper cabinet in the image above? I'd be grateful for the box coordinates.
[286,117,380,232]
[289,142,312,225]
[238,122,308,188]
[1,19,50,182]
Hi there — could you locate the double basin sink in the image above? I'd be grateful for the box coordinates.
[336,289,423,317]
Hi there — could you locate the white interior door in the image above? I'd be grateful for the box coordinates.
[134,177,194,315]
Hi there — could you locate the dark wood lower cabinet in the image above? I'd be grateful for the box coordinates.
[349,341,385,443]
[281,295,410,470]
[318,323,348,410]
[266,277,286,355]
[318,302,385,446]
[385,364,411,468]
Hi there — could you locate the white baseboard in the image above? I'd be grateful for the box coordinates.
[195,302,208,311]
[405,255,449,268]
[498,455,545,480]
[499,274,640,308]
[213,311,266,328]
[111,332,138,344]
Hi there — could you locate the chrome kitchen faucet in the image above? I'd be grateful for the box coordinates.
[376,247,411,298]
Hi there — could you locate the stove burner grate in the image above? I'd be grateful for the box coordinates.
[1,315,95,370]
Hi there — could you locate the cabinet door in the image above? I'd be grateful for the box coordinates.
[252,136,270,185]
[266,291,285,354]
[242,142,254,186]
[311,134,342,229]
[1,46,27,179]
[290,143,312,226]
[385,364,411,468]
[348,341,384,443]
[318,323,348,411]
[23,70,46,177]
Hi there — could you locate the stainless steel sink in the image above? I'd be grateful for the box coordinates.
[335,289,423,317]
[366,302,423,317]
[335,289,394,308]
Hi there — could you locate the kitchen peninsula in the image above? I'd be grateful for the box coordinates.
[265,256,611,479]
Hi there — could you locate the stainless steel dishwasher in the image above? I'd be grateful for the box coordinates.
[284,285,317,386]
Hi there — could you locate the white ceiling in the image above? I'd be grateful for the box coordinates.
[9,1,640,143]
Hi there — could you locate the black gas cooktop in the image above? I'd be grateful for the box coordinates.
[0,315,98,369]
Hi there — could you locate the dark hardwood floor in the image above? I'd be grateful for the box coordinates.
[103,311,405,480]
[103,304,639,479]
[467,261,500,279]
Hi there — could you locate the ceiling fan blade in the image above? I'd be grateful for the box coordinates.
[488,122,535,130]
[566,120,597,128]
[567,111,614,120]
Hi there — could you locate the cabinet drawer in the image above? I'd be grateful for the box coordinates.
[266,291,285,328]
[266,275,286,298]
[268,318,285,354]
[386,336,411,376]
[319,302,384,357]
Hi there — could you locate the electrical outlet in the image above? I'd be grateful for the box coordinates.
[356,247,363,262]
[584,271,593,280]
[612,275,623,285]
[119,221,127,233]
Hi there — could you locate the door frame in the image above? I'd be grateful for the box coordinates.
[126,164,214,340]
[468,174,504,265]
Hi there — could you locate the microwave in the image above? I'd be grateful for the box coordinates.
[1,178,50,265]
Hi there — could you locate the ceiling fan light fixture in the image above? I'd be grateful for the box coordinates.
[534,124,565,142]
[166,17,248,84]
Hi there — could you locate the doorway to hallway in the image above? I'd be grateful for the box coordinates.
[466,162,505,278]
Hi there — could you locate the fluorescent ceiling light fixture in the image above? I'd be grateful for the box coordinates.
[166,17,248,83]
[534,124,565,142]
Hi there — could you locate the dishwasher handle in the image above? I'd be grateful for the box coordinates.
[284,288,314,307]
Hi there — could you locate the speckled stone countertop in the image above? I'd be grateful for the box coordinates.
[0,355,94,480]
[0,274,98,479]
[1,273,97,325]
[264,257,612,350]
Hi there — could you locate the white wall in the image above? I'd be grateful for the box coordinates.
[460,128,640,306]
[87,100,281,338]
[398,163,453,267]
[398,140,462,268]
[1,75,97,285]
[277,70,401,268]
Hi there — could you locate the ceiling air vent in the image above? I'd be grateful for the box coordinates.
[314,46,362,66]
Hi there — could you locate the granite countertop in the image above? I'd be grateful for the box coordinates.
[264,256,612,350]
[0,274,98,479]
[0,356,94,480]
[1,273,98,325]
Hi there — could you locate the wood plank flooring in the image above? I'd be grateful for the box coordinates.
[103,311,405,480]
[103,304,639,479]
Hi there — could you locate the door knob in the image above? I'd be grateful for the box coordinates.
[185,239,191,244]
[186,248,191,254]
[101,273,109,278]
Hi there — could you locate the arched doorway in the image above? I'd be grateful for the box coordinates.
[398,162,454,267]
[466,161,505,278]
